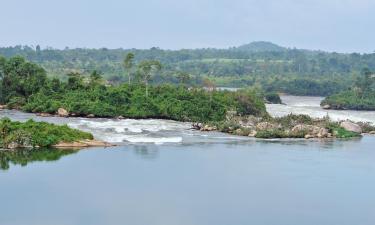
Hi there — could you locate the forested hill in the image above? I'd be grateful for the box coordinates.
[1,42,375,96]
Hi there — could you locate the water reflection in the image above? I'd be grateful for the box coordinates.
[0,148,79,170]
[133,145,160,159]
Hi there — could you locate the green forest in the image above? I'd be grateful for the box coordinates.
[0,56,267,122]
[1,41,374,96]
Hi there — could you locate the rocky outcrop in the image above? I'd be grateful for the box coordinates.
[291,124,330,138]
[57,108,69,117]
[340,121,362,133]
[53,139,113,148]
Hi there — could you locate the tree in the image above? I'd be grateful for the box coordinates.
[177,71,191,87]
[0,56,47,103]
[123,53,135,85]
[138,60,162,97]
[66,72,84,90]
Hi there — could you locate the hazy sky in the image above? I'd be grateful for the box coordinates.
[1,0,374,52]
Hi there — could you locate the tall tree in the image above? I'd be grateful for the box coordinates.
[123,53,135,85]
[138,60,162,97]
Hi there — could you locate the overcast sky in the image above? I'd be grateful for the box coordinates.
[1,0,374,53]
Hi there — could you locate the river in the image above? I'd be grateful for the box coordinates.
[1,96,375,225]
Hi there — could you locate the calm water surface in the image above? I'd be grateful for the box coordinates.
[1,96,375,225]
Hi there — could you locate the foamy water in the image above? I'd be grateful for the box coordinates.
[266,95,375,124]
[0,110,248,144]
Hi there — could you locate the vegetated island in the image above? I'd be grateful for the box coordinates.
[0,55,374,146]
[321,68,375,110]
[0,118,111,149]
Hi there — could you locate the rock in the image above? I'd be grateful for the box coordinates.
[369,131,375,135]
[256,122,278,130]
[322,104,331,110]
[53,141,88,148]
[70,113,77,117]
[340,121,362,133]
[53,139,113,148]
[327,133,333,138]
[292,124,320,135]
[304,134,314,139]
[37,112,52,117]
[117,116,125,119]
[57,108,69,117]
[317,128,329,138]
[80,139,113,147]
[248,130,257,137]
[200,125,217,131]
[0,105,7,110]
[7,142,21,149]
[192,123,203,130]
[87,114,95,118]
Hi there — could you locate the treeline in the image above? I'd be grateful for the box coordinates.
[0,56,268,122]
[1,42,374,95]
[321,69,375,110]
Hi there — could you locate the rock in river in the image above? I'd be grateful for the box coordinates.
[57,108,69,117]
[340,121,362,133]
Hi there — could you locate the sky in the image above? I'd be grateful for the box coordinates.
[1,0,374,53]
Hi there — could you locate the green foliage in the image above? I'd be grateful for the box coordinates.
[0,118,93,149]
[322,69,375,110]
[265,92,282,104]
[0,56,47,103]
[22,84,267,122]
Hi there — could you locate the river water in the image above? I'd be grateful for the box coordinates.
[1,96,375,225]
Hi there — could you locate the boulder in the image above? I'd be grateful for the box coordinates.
[87,114,95,118]
[340,121,362,133]
[369,131,375,135]
[192,123,203,130]
[200,125,217,131]
[322,104,331,110]
[0,105,7,110]
[304,134,314,139]
[317,128,329,138]
[117,116,125,119]
[57,108,69,117]
[248,130,257,137]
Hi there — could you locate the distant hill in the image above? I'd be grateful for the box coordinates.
[235,41,286,52]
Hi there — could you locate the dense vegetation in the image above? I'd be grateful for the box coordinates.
[0,56,268,122]
[0,118,93,149]
[2,42,375,96]
[321,69,375,110]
